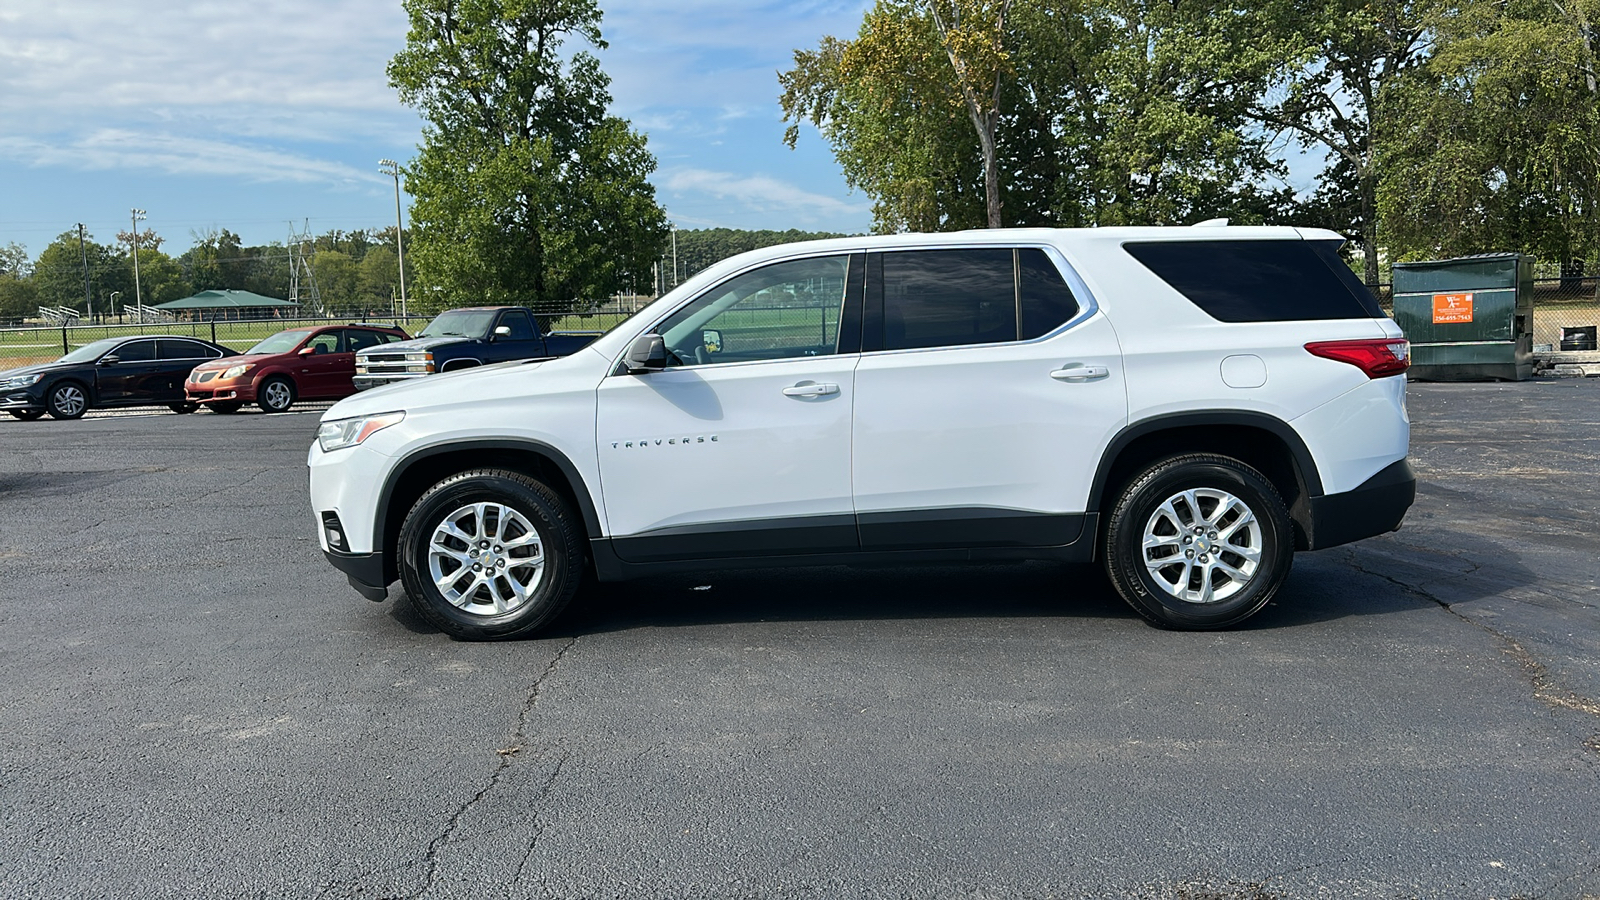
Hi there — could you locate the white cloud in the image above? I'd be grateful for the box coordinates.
[663,167,869,220]
[0,129,380,186]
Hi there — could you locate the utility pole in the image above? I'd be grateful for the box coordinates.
[76,224,92,321]
[379,159,408,317]
[130,209,146,307]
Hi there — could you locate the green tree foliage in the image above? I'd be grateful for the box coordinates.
[311,250,360,310]
[1379,0,1600,270]
[782,0,1291,233]
[1244,0,1438,284]
[388,0,668,316]
[667,229,854,284]
[0,243,35,321]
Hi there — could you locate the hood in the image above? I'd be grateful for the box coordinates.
[0,360,78,380]
[191,352,274,371]
[322,356,548,419]
[358,335,479,354]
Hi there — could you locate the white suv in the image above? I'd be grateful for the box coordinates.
[309,226,1413,639]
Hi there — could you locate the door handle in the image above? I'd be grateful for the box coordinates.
[1051,364,1110,382]
[782,381,839,398]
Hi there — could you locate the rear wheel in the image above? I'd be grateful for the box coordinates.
[397,469,586,641]
[46,382,88,420]
[8,409,44,421]
[1103,454,1293,630]
[259,377,295,413]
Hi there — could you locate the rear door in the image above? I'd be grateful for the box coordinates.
[157,339,224,401]
[850,247,1126,550]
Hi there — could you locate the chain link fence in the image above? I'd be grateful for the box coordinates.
[0,309,645,368]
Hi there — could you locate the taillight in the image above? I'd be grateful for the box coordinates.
[1304,338,1410,378]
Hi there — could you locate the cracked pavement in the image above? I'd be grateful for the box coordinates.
[0,382,1597,899]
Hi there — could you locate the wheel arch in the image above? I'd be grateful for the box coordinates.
[374,439,601,585]
[1090,411,1323,551]
[439,357,482,372]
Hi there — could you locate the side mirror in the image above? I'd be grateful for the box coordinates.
[298,346,316,356]
[98,355,120,366]
[622,333,667,374]
[492,325,512,341]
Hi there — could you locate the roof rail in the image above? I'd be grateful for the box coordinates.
[1192,218,1230,227]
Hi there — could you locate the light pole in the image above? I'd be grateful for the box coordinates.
[76,224,92,321]
[379,159,408,318]
[130,209,146,308]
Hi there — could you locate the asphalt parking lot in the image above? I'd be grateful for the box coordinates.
[1,381,1597,899]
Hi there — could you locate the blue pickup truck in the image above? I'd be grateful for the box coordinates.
[352,306,599,391]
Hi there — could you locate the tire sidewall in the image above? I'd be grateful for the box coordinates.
[259,377,295,413]
[47,381,88,419]
[397,471,582,640]
[1107,456,1293,629]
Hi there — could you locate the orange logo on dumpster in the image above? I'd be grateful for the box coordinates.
[1432,292,1474,324]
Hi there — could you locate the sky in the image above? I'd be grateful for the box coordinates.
[0,0,877,260]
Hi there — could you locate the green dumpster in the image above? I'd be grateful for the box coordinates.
[1391,253,1534,381]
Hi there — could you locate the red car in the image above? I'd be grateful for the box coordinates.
[185,324,409,413]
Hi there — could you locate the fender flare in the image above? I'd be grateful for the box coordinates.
[1086,410,1325,513]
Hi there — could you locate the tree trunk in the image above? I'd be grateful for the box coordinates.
[1360,166,1380,287]
[973,110,1004,228]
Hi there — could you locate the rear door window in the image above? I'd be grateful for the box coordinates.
[159,339,218,360]
[1123,239,1384,322]
[868,248,1081,350]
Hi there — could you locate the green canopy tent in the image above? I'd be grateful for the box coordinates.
[154,290,300,322]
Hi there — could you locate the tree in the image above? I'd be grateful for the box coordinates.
[1379,0,1600,269]
[1247,0,1438,284]
[311,250,360,312]
[783,0,1291,232]
[182,228,248,291]
[388,0,668,316]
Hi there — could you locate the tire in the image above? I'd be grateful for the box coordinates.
[209,402,242,415]
[397,469,586,640]
[8,409,44,421]
[258,377,296,413]
[45,382,89,420]
[1103,453,1294,630]
[169,402,198,414]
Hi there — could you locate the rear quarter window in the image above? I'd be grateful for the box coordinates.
[1123,240,1384,322]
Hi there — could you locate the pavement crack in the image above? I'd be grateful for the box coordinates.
[508,750,571,898]
[1343,549,1600,722]
[407,636,578,900]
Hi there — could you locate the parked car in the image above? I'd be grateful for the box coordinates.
[0,335,238,420]
[352,306,598,390]
[185,324,409,414]
[309,226,1415,640]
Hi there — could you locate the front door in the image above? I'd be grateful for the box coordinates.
[596,253,863,563]
[94,339,164,405]
[295,331,347,399]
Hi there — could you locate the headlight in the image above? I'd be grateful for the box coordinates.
[317,411,405,453]
[0,373,43,389]
[221,364,254,380]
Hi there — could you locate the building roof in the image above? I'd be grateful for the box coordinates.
[153,290,299,310]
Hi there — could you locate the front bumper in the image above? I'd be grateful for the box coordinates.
[0,393,44,411]
[323,549,390,601]
[186,376,256,404]
[1305,459,1416,550]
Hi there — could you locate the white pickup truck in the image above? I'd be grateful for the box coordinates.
[309,226,1414,640]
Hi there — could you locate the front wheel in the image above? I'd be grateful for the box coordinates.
[46,382,88,420]
[258,377,295,413]
[1103,454,1294,630]
[396,469,586,640]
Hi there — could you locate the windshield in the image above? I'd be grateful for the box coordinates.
[245,330,313,355]
[58,338,124,364]
[420,310,497,338]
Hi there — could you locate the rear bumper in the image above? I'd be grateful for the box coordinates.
[1305,459,1415,550]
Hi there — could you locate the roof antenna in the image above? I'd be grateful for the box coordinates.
[1193,218,1230,227]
